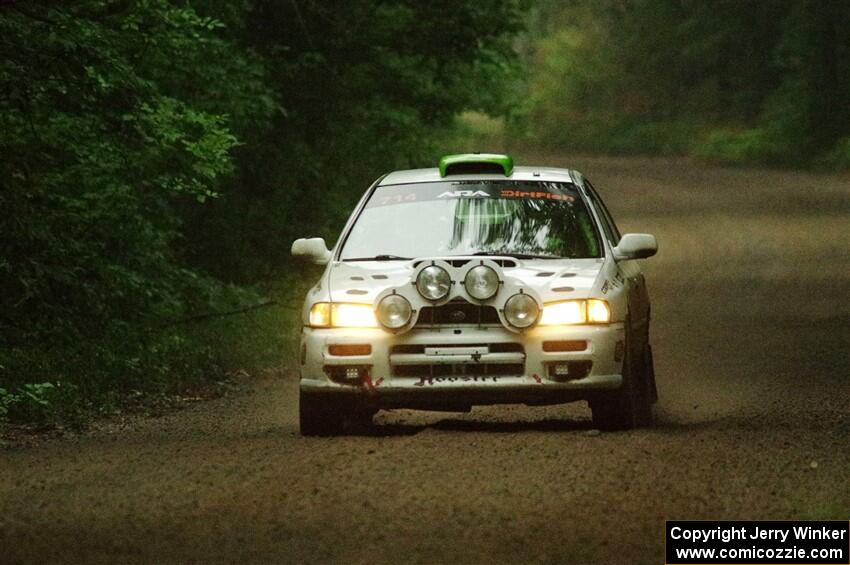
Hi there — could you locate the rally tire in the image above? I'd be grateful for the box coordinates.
[299,390,343,436]
[646,344,659,404]
[299,390,374,436]
[590,325,653,431]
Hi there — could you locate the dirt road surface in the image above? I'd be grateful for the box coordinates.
[2,155,848,564]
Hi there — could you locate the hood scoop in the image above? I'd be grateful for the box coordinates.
[551,286,575,293]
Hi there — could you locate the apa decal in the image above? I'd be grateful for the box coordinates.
[437,190,491,198]
[601,280,610,294]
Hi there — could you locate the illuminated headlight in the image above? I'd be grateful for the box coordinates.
[416,265,451,300]
[308,303,378,328]
[376,294,412,329]
[587,299,611,323]
[464,265,500,300]
[309,303,331,327]
[539,299,610,325]
[503,293,540,328]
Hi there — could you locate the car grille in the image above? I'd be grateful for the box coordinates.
[389,343,525,378]
[390,343,524,355]
[415,300,500,327]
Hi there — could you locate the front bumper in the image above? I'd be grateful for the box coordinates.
[299,323,625,409]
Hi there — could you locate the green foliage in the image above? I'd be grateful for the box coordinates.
[819,136,850,170]
[0,382,68,423]
[0,388,9,421]
[520,0,850,168]
[0,1,526,424]
[181,0,528,281]
[695,128,790,165]
[0,1,277,422]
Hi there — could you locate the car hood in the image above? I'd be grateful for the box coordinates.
[326,258,605,304]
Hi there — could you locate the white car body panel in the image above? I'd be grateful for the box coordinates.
[296,165,652,410]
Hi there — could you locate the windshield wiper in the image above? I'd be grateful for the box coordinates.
[469,251,562,260]
[343,254,411,262]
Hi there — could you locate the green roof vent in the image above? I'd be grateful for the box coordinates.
[439,153,514,177]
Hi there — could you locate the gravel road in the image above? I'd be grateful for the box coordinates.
[2,155,848,564]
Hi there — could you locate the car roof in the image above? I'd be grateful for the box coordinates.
[378,166,581,186]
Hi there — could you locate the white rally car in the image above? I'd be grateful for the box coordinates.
[292,154,658,434]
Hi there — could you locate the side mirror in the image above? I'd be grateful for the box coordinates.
[291,237,331,265]
[613,233,657,261]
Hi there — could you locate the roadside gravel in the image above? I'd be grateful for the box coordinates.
[2,155,848,564]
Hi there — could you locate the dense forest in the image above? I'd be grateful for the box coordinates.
[1,0,847,423]
[521,0,850,165]
[0,0,525,421]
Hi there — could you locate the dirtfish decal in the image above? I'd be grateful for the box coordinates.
[437,190,491,198]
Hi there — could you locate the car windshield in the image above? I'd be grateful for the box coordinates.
[339,180,601,260]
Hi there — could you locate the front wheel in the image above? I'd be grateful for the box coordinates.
[590,332,654,431]
[299,390,374,436]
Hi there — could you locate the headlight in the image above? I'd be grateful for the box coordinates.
[464,265,500,300]
[539,299,610,325]
[308,302,377,328]
[309,302,331,327]
[587,299,611,323]
[416,265,451,300]
[376,294,412,329]
[504,293,539,328]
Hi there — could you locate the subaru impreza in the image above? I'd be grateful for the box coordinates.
[292,154,658,434]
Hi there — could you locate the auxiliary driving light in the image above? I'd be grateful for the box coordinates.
[464,265,500,300]
[376,294,412,329]
[548,361,592,380]
[504,293,539,328]
[416,265,451,300]
[324,365,369,384]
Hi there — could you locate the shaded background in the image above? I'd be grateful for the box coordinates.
[1,0,848,425]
